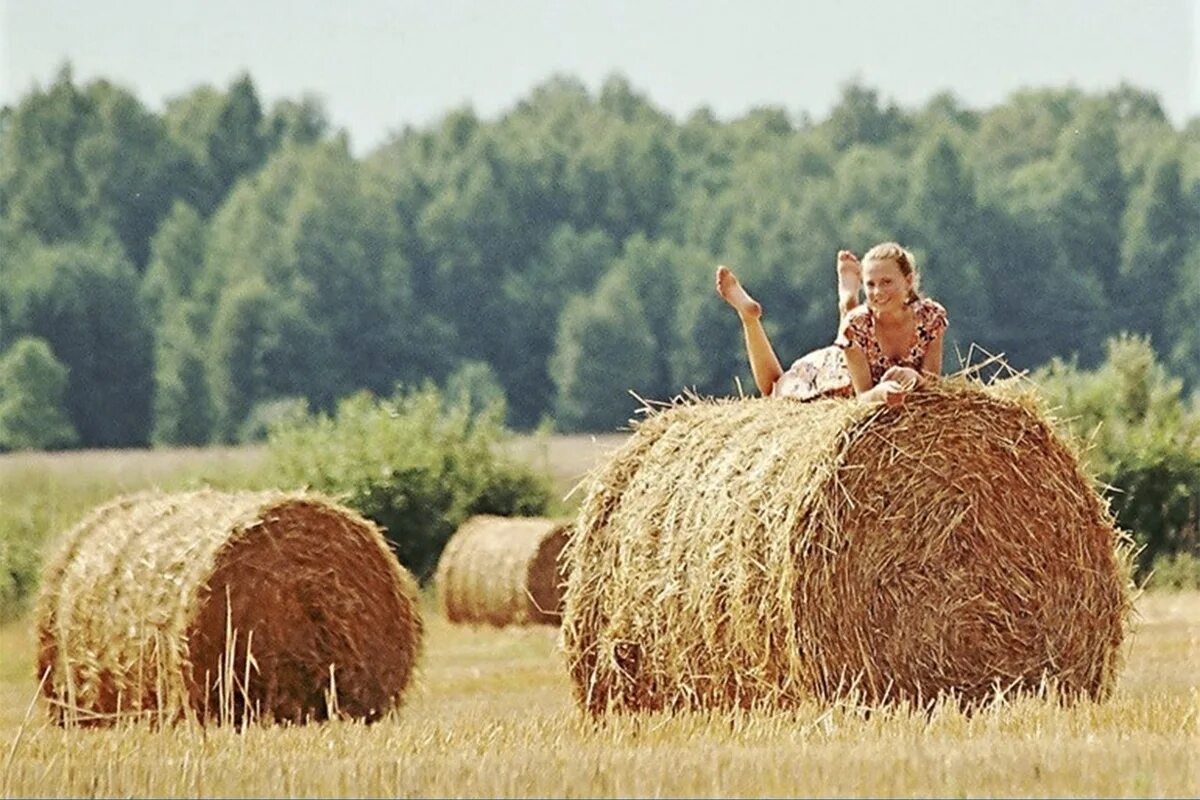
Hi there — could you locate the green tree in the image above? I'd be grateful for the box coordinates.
[205,279,325,442]
[141,200,207,327]
[969,202,1109,370]
[3,240,153,446]
[972,87,1080,199]
[822,81,911,151]
[263,94,329,149]
[901,131,990,355]
[416,149,523,362]
[151,306,214,446]
[679,142,843,367]
[671,277,747,399]
[206,278,273,442]
[563,113,677,242]
[0,67,190,268]
[831,145,910,245]
[611,235,713,401]
[1118,145,1190,349]
[162,74,270,215]
[0,65,93,243]
[0,337,78,450]
[912,91,979,138]
[498,225,617,428]
[209,75,269,192]
[202,141,445,436]
[994,131,1117,369]
[363,107,477,307]
[0,220,37,351]
[1165,244,1200,390]
[1051,101,1127,295]
[598,74,668,124]
[74,79,191,268]
[551,270,657,432]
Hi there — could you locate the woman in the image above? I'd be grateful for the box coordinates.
[715,242,948,405]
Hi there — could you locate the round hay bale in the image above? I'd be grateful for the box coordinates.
[435,515,569,626]
[35,489,423,725]
[562,381,1134,715]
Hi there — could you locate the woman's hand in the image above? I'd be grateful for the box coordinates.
[860,379,909,407]
[880,366,920,391]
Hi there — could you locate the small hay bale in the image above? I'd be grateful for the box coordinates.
[435,515,569,626]
[35,489,423,725]
[563,380,1134,715]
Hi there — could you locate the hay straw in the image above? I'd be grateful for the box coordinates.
[34,489,423,725]
[562,378,1134,715]
[435,515,569,626]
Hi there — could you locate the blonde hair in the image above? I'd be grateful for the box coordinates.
[863,242,920,303]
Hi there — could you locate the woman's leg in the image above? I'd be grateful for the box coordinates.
[715,266,783,396]
[837,250,862,318]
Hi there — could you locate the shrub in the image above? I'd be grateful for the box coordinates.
[265,384,555,579]
[1034,334,1200,574]
[1147,552,1200,591]
[443,360,508,422]
[0,528,41,621]
[237,396,311,443]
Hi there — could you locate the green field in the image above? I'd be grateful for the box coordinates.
[1,444,1197,797]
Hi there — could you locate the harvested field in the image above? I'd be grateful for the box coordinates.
[436,515,569,626]
[35,489,422,725]
[0,444,1194,797]
[563,380,1134,714]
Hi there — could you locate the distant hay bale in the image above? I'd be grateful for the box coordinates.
[35,490,423,725]
[563,381,1134,715]
[435,515,569,626]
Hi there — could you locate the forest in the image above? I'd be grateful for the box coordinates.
[0,66,1197,447]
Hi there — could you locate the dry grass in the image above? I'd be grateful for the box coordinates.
[0,437,1195,797]
[0,591,1196,797]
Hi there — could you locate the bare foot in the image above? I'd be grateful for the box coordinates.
[715,265,761,319]
[837,250,862,310]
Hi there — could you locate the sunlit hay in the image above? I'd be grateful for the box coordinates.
[34,489,423,726]
[562,378,1135,715]
[435,515,570,626]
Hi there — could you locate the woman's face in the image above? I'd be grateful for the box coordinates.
[863,257,913,313]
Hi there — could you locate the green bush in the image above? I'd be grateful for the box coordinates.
[237,396,311,443]
[1034,334,1200,575]
[265,384,555,579]
[0,527,41,621]
[1147,552,1200,590]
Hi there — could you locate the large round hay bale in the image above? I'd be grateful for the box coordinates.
[435,515,569,626]
[563,381,1133,715]
[35,489,423,725]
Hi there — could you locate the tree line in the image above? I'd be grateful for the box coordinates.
[0,66,1197,448]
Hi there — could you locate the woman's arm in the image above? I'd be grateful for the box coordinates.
[920,334,944,382]
[844,346,874,396]
[845,346,907,404]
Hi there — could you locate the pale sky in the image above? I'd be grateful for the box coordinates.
[2,0,1197,155]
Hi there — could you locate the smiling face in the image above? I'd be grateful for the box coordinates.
[863,257,913,313]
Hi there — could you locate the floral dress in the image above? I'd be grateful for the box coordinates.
[772,298,948,401]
